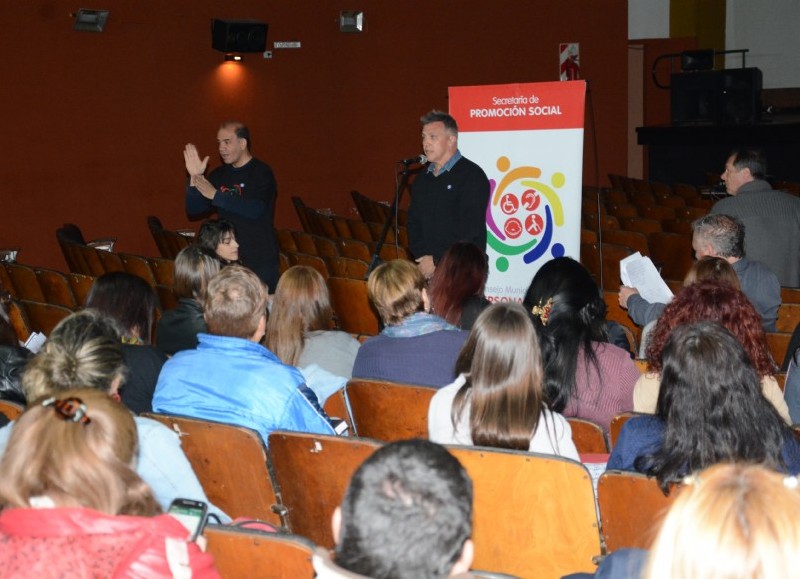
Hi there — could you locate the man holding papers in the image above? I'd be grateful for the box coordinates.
[619,214,779,332]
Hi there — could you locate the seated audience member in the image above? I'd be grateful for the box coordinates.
[266,265,360,379]
[620,214,780,332]
[625,257,740,357]
[523,257,639,431]
[429,302,578,460]
[314,439,475,578]
[0,297,30,408]
[352,260,467,388]
[428,242,491,331]
[0,388,219,577]
[153,265,336,445]
[156,245,220,356]
[85,272,167,414]
[784,351,800,424]
[608,322,800,492]
[634,280,789,422]
[0,310,223,518]
[642,463,800,579]
[197,218,242,269]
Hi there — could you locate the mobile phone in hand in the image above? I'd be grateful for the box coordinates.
[167,498,208,541]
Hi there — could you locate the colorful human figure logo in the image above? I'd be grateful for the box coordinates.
[486,156,567,273]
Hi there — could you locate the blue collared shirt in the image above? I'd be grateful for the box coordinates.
[427,149,462,175]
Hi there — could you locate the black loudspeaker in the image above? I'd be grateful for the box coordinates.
[670,68,762,125]
[211,19,268,53]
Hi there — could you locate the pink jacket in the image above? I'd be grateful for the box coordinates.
[0,507,220,578]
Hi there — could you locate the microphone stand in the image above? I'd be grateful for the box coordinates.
[366,162,421,278]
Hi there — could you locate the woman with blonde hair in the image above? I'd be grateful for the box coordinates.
[428,302,578,459]
[0,310,224,519]
[265,265,359,378]
[0,388,219,576]
[352,260,467,387]
[645,463,800,579]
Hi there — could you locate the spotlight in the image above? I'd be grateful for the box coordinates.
[224,54,243,62]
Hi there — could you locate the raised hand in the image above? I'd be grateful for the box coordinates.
[184,143,209,177]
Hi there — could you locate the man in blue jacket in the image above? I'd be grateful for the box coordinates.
[153,265,335,445]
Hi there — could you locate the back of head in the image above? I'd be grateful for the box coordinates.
[645,463,800,579]
[645,280,774,376]
[691,214,745,259]
[428,243,488,326]
[197,218,237,255]
[367,260,426,326]
[204,265,267,339]
[174,245,221,301]
[22,310,125,403]
[0,387,159,516]
[85,272,157,343]
[682,256,740,289]
[265,265,332,365]
[641,321,787,491]
[453,302,545,450]
[335,439,473,579]
[522,257,607,412]
[731,147,767,180]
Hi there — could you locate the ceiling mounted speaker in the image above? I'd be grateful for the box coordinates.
[211,19,268,53]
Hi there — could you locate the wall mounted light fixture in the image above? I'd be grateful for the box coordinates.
[224,54,243,62]
[73,9,109,32]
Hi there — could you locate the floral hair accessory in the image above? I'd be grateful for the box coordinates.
[41,396,91,425]
[531,297,553,326]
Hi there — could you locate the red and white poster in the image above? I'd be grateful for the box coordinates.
[449,80,586,302]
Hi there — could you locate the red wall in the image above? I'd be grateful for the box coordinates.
[2,2,628,270]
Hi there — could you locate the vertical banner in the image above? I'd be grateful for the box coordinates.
[449,80,586,302]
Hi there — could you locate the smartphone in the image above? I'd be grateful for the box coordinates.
[167,498,208,541]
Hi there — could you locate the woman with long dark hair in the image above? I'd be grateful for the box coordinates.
[608,321,800,492]
[427,242,490,330]
[428,302,578,458]
[197,218,241,268]
[523,257,639,430]
[86,272,166,414]
[635,279,789,422]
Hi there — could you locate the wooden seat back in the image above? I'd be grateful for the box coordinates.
[141,413,282,526]
[337,238,372,262]
[580,242,633,291]
[147,256,175,287]
[5,263,46,302]
[96,249,125,273]
[327,277,380,335]
[324,256,369,280]
[268,431,381,547]
[600,229,649,256]
[290,230,319,255]
[35,267,77,308]
[120,253,157,284]
[276,228,298,253]
[322,388,354,434]
[766,332,792,368]
[5,299,31,342]
[67,273,95,306]
[597,470,680,552]
[287,252,330,280]
[20,300,72,336]
[619,217,662,236]
[346,380,436,441]
[648,232,693,281]
[608,412,636,449]
[777,302,800,333]
[603,291,641,348]
[203,526,315,579]
[566,417,609,453]
[0,400,24,421]
[448,446,601,578]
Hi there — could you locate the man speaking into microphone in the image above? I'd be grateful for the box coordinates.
[407,110,490,279]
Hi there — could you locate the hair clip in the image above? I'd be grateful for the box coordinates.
[784,476,799,490]
[41,396,91,425]
[530,297,553,326]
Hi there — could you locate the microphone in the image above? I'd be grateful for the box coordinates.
[398,154,427,165]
